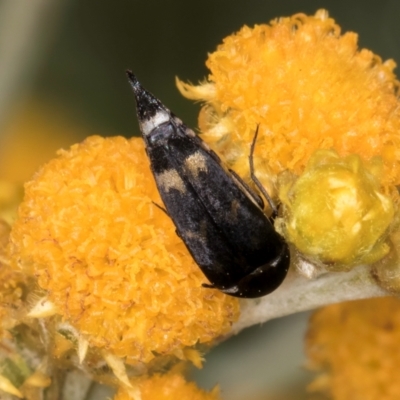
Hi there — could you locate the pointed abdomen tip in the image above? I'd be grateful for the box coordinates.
[126,70,138,85]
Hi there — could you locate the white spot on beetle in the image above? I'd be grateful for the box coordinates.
[156,169,186,193]
[184,151,208,178]
[141,110,170,135]
[183,229,206,245]
[185,128,196,137]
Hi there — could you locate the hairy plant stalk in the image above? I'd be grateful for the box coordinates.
[233,265,386,334]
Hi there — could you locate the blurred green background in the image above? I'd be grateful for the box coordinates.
[35,0,400,135]
[0,1,398,399]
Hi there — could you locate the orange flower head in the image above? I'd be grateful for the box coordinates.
[0,220,28,338]
[114,371,220,400]
[307,297,400,399]
[177,9,400,193]
[9,136,239,364]
[177,9,400,271]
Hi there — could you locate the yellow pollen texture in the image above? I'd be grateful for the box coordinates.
[9,136,239,363]
[177,10,400,190]
[307,297,400,400]
[281,150,394,268]
[114,371,220,400]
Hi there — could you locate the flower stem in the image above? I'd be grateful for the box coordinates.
[232,265,386,334]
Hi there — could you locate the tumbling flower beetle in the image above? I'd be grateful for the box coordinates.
[127,72,290,298]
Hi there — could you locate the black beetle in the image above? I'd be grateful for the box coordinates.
[127,71,290,298]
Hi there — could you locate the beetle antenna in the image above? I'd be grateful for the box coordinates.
[249,125,278,219]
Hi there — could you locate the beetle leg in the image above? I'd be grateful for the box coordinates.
[228,168,264,210]
[152,201,169,216]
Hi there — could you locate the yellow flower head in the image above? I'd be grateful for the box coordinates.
[9,136,239,364]
[0,220,27,338]
[114,371,220,400]
[306,297,400,399]
[280,150,394,269]
[177,10,400,192]
[178,9,400,271]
